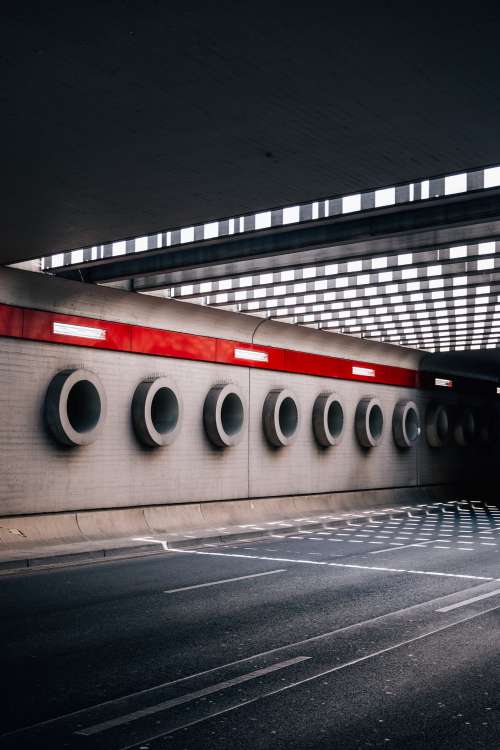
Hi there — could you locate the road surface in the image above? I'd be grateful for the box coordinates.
[1,500,499,749]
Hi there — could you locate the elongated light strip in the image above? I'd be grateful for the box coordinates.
[434,377,453,388]
[234,347,269,363]
[52,322,107,340]
[352,365,375,377]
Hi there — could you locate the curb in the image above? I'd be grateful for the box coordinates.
[0,501,471,575]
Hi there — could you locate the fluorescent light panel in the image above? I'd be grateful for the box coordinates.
[234,347,269,363]
[435,377,453,388]
[53,322,107,340]
[352,365,375,377]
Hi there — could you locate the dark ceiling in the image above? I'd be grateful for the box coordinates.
[3,1,500,265]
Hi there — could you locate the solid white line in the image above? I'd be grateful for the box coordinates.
[167,547,494,581]
[369,540,432,554]
[163,569,285,594]
[76,656,310,736]
[436,588,500,613]
[117,603,500,749]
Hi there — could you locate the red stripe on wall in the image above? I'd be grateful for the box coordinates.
[0,301,492,393]
[22,310,132,351]
[0,303,23,339]
[131,326,216,362]
[283,349,417,388]
[215,339,286,370]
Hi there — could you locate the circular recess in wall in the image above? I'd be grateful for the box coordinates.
[203,384,247,448]
[425,402,449,448]
[478,407,500,445]
[312,392,345,447]
[132,377,182,448]
[355,397,384,448]
[453,407,476,447]
[45,368,106,447]
[392,399,420,449]
[263,388,300,447]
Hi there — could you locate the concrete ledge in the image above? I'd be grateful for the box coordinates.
[0,492,476,574]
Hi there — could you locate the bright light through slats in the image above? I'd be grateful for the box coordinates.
[40,163,500,272]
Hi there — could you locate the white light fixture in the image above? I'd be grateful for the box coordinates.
[435,377,453,388]
[52,322,107,340]
[352,365,375,377]
[234,348,269,363]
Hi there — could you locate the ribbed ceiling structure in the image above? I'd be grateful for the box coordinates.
[154,240,500,353]
[36,163,500,354]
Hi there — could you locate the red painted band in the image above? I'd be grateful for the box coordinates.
[0,301,417,387]
[0,301,494,394]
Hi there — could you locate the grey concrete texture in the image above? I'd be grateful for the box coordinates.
[0,267,494,522]
[0,334,486,517]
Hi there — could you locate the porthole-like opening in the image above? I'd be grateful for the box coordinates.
[479,409,499,444]
[462,410,475,443]
[327,400,344,439]
[406,407,420,443]
[151,387,179,435]
[454,407,476,447]
[393,400,420,449]
[369,404,383,440]
[45,368,106,447]
[263,389,300,447]
[66,380,101,433]
[132,377,182,448]
[279,397,298,438]
[355,397,383,448]
[436,409,448,442]
[221,392,244,436]
[204,384,247,448]
[313,393,345,447]
[426,402,449,448]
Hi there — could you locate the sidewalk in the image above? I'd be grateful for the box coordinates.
[0,499,469,574]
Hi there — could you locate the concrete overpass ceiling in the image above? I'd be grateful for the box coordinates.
[3,1,500,265]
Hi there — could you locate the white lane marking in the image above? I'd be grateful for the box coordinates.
[166,548,494,582]
[4,575,494,743]
[117,603,500,749]
[76,656,310,736]
[436,588,500,613]
[369,538,458,554]
[163,569,285,594]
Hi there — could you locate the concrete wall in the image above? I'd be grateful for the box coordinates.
[0,267,492,518]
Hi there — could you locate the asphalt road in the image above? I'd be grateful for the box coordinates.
[1,500,499,749]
